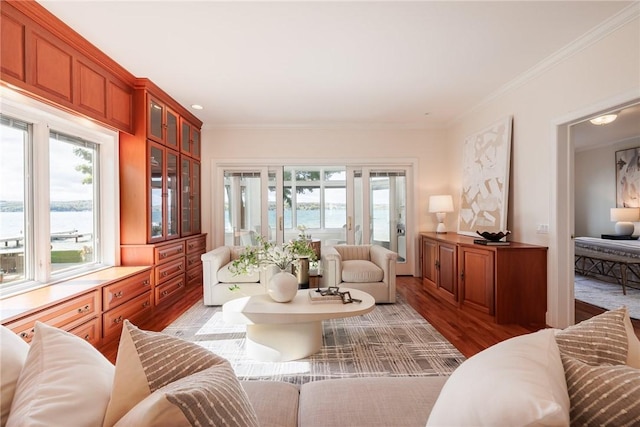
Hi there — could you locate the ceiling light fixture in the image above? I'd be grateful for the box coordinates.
[191,104,204,110]
[589,114,617,126]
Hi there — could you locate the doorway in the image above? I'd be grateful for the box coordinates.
[553,97,640,327]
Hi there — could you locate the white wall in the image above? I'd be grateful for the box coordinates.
[448,14,640,327]
[575,137,640,237]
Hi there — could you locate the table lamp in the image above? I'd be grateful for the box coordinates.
[429,195,454,233]
[610,207,639,236]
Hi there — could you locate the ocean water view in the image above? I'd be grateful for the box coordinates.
[1,211,94,238]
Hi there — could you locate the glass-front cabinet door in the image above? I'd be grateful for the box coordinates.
[149,143,164,241]
[181,157,193,236]
[148,98,164,144]
[192,162,201,232]
[166,150,180,239]
[165,108,178,149]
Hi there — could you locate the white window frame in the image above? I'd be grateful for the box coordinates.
[0,87,120,298]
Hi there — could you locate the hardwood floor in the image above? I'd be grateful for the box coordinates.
[396,276,536,358]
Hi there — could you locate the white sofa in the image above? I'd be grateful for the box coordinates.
[201,245,270,305]
[2,307,639,426]
[321,244,398,303]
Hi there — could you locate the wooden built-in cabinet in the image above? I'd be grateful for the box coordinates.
[420,232,548,328]
[120,79,202,245]
[1,267,152,349]
[1,1,134,133]
[121,234,206,309]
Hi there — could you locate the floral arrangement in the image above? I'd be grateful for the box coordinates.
[230,235,317,276]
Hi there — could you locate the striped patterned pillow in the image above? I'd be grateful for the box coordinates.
[102,320,258,427]
[562,354,640,426]
[555,307,628,366]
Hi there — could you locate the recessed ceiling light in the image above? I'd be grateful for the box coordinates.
[191,104,204,110]
[589,114,617,125]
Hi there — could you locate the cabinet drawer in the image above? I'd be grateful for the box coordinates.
[102,270,152,311]
[186,252,202,270]
[102,291,153,340]
[68,317,101,347]
[186,265,203,288]
[6,291,100,343]
[155,257,185,284]
[155,242,185,264]
[155,275,186,306]
[186,236,206,254]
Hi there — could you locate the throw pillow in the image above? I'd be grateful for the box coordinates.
[5,322,114,427]
[623,307,640,368]
[0,326,30,427]
[114,366,259,427]
[554,306,628,366]
[426,329,570,427]
[102,320,258,427]
[562,354,640,426]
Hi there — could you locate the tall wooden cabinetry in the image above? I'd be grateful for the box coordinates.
[420,232,548,328]
[120,79,205,308]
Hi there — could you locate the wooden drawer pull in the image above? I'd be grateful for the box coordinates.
[113,316,123,324]
[143,279,150,286]
[178,281,184,287]
[84,334,91,341]
[113,291,123,298]
[178,265,183,271]
[142,301,150,308]
[178,247,183,253]
[160,253,168,259]
[77,304,91,313]
[162,271,168,277]
[162,290,169,296]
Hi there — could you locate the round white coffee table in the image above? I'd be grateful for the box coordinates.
[222,288,375,362]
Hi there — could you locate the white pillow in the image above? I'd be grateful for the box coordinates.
[0,326,30,427]
[426,329,570,427]
[6,322,114,427]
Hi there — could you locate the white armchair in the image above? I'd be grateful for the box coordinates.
[321,245,398,303]
[201,246,269,305]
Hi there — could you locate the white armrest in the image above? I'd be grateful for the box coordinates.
[201,246,232,286]
[370,245,398,285]
[320,246,341,287]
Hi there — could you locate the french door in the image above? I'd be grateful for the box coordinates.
[216,164,414,275]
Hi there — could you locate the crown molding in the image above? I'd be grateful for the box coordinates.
[450,2,640,126]
[201,121,447,131]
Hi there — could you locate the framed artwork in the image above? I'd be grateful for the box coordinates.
[615,147,640,207]
[457,116,513,236]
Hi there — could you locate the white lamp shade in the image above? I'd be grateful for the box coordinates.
[429,195,454,213]
[610,208,639,222]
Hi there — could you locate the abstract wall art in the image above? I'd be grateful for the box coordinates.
[458,116,513,236]
[615,146,640,207]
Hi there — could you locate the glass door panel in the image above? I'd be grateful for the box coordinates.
[149,144,163,240]
[370,171,406,264]
[148,98,163,142]
[181,157,192,235]
[193,162,200,233]
[166,150,179,239]
[181,121,191,154]
[166,109,178,148]
[223,171,263,246]
[193,129,200,158]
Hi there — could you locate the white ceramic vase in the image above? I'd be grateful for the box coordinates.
[268,270,298,303]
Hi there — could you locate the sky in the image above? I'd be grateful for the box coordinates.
[1,125,93,202]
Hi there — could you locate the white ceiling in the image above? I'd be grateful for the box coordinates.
[38,1,634,130]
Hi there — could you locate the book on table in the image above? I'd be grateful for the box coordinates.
[473,239,510,246]
[308,290,343,303]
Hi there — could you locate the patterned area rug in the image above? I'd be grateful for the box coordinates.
[162,294,465,385]
[575,274,640,319]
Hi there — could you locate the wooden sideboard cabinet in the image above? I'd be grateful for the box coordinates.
[420,232,548,328]
[421,236,458,305]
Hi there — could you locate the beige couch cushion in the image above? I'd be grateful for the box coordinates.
[341,260,383,283]
[218,262,261,283]
[334,245,371,261]
[241,381,299,427]
[299,377,447,427]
